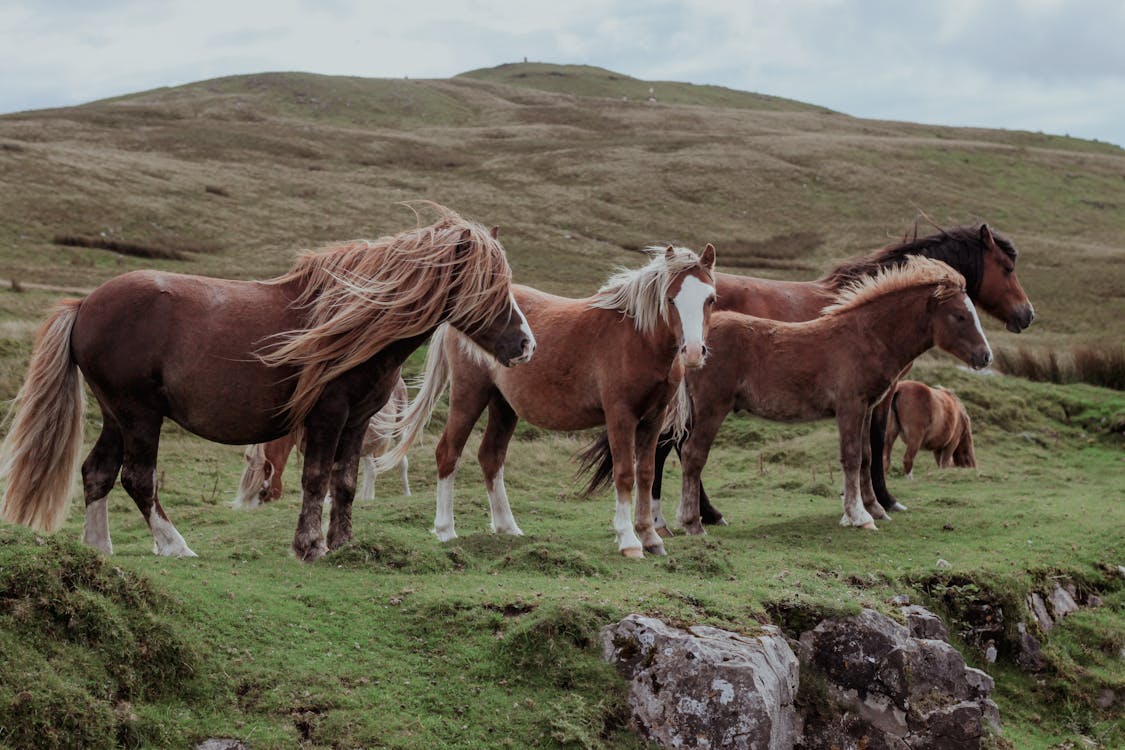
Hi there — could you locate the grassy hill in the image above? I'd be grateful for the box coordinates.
[0,63,1122,748]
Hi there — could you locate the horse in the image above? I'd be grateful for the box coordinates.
[232,375,411,509]
[0,206,535,561]
[647,223,1032,528]
[883,380,976,478]
[580,257,993,533]
[376,245,717,558]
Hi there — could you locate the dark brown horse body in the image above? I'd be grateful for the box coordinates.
[0,209,534,561]
[586,258,993,533]
[884,380,976,477]
[651,224,1032,526]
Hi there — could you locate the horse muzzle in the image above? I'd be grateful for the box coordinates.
[679,342,708,369]
[499,335,536,367]
[1006,303,1035,333]
[970,348,994,370]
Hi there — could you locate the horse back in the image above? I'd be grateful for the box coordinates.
[714,272,830,321]
[71,270,305,443]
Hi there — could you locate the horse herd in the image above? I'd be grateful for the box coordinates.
[0,205,1034,560]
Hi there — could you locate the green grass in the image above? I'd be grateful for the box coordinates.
[0,62,1123,748]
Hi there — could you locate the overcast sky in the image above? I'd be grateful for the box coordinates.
[2,0,1123,147]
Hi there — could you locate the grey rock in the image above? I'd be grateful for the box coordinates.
[1016,622,1048,672]
[602,614,799,750]
[1027,592,1055,632]
[798,609,1000,750]
[195,741,247,750]
[1049,583,1080,620]
[901,604,950,642]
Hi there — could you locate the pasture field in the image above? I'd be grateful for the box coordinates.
[0,63,1122,748]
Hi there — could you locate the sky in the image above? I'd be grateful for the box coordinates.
[1,0,1123,148]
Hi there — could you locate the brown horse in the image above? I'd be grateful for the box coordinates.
[232,375,411,509]
[581,258,992,533]
[883,380,976,478]
[650,223,1032,526]
[377,245,717,557]
[0,206,534,561]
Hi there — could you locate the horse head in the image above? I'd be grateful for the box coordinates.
[448,226,536,367]
[933,289,994,370]
[975,224,1035,333]
[664,243,717,369]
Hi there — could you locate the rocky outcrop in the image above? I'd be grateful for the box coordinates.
[602,608,1001,750]
[797,608,999,750]
[601,614,800,750]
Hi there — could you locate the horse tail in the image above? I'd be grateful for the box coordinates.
[372,324,452,473]
[0,299,87,533]
[575,430,615,497]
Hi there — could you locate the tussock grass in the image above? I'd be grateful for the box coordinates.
[995,344,1125,391]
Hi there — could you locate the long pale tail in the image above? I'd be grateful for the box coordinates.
[0,299,87,533]
[371,325,453,473]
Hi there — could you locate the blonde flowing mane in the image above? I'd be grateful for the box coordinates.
[590,246,707,334]
[259,205,512,427]
[821,256,966,316]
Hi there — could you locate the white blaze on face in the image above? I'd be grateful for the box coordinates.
[964,294,993,364]
[511,293,536,362]
[673,275,714,367]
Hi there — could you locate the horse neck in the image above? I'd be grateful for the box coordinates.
[914,239,982,299]
[844,289,936,375]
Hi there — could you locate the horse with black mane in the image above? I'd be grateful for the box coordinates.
[641,223,1032,529]
[0,206,535,561]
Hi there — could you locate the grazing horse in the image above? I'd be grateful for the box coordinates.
[650,223,1032,527]
[0,206,535,561]
[377,245,716,557]
[580,258,992,533]
[232,375,412,509]
[883,380,976,478]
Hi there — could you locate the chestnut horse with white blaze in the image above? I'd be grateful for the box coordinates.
[883,380,976,478]
[648,223,1032,527]
[376,245,716,558]
[233,375,412,509]
[0,206,534,561]
[580,258,992,533]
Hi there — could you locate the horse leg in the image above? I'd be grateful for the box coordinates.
[292,416,344,561]
[433,386,492,542]
[650,432,675,535]
[902,438,920,480]
[882,409,900,474]
[677,414,723,536]
[325,424,365,551]
[605,414,644,558]
[698,480,727,526]
[869,393,906,512]
[80,417,123,555]
[837,407,877,530]
[360,455,377,501]
[477,396,523,536]
[859,410,889,521]
[398,455,411,496]
[118,417,197,557]
[633,417,665,556]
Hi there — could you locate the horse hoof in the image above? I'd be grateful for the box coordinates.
[684,524,707,536]
[655,525,673,538]
[891,502,909,512]
[644,543,667,556]
[432,528,458,543]
[621,547,644,559]
[704,516,728,526]
[860,521,879,531]
[293,542,327,562]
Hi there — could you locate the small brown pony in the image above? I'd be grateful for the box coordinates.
[883,380,976,478]
[377,245,717,557]
[233,375,411,509]
[581,257,992,533]
[0,206,534,561]
[650,223,1032,525]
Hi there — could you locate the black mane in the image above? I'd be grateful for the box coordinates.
[820,224,1016,299]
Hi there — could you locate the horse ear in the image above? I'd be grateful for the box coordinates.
[700,243,716,270]
[489,226,500,239]
[979,224,994,246]
[664,245,675,261]
[455,228,473,257]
